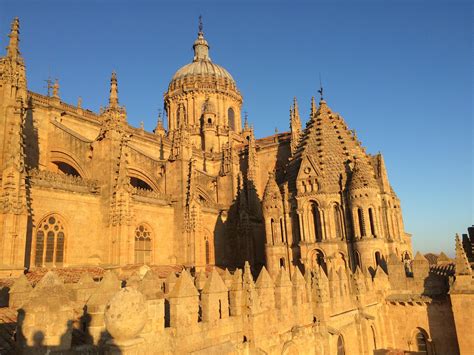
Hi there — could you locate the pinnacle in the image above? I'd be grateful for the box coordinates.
[6,17,20,58]
[203,269,227,293]
[275,267,291,287]
[414,251,428,262]
[455,234,472,276]
[108,71,119,109]
[168,270,199,298]
[255,266,274,288]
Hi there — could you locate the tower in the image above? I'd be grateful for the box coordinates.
[164,18,243,153]
[0,18,28,273]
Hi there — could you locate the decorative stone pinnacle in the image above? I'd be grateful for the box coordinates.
[109,71,119,108]
[7,17,20,58]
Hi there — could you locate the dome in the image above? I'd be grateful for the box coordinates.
[169,27,236,87]
[171,60,235,83]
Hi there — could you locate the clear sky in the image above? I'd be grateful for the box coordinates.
[2,1,472,256]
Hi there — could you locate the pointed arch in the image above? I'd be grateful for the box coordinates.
[310,200,323,242]
[333,203,344,239]
[33,213,68,267]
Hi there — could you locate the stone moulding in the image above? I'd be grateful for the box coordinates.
[29,168,100,194]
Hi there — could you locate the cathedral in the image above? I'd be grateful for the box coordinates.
[0,17,472,355]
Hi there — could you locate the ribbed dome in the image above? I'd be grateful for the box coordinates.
[171,60,235,83]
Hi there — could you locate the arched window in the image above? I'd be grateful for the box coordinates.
[337,335,345,355]
[280,218,285,243]
[34,215,66,267]
[134,224,152,264]
[333,204,343,239]
[130,177,153,191]
[357,208,365,237]
[228,107,235,131]
[53,161,81,177]
[279,258,285,268]
[415,330,428,353]
[270,218,275,244]
[368,208,376,237]
[311,202,323,242]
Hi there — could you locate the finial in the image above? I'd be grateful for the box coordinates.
[275,127,278,134]
[52,79,59,99]
[6,17,20,58]
[293,96,298,110]
[318,73,324,101]
[193,15,210,61]
[198,15,203,35]
[157,109,163,123]
[140,121,144,130]
[77,96,82,108]
[109,71,119,109]
[243,111,249,130]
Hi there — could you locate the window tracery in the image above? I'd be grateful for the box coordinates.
[34,215,66,267]
[134,224,152,264]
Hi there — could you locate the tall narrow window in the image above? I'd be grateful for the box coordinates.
[134,224,152,264]
[270,218,275,244]
[368,208,376,236]
[355,251,362,270]
[337,335,345,355]
[228,107,235,131]
[312,202,323,242]
[357,208,365,237]
[280,218,285,243]
[34,215,66,267]
[416,330,428,353]
[205,238,210,264]
[333,204,343,239]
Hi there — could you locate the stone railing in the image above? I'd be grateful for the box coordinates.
[29,169,100,194]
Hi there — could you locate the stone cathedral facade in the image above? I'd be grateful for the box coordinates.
[0,18,472,355]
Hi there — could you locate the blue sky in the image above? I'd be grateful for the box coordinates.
[1,1,472,256]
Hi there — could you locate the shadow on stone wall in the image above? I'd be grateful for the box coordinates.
[11,307,118,354]
[213,177,265,272]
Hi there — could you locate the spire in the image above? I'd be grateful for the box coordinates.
[290,97,302,155]
[193,15,210,62]
[6,17,20,59]
[109,71,119,109]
